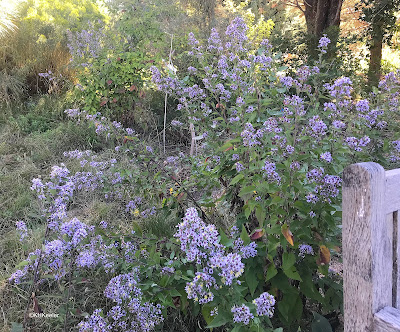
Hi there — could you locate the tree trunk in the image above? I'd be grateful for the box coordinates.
[368,21,384,89]
[304,0,342,59]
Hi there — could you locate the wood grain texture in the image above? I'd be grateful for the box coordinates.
[374,307,400,331]
[395,211,400,310]
[385,169,400,214]
[343,162,392,332]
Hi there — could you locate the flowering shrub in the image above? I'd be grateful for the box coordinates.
[67,24,153,124]
[9,15,400,332]
[150,16,400,327]
[11,152,279,330]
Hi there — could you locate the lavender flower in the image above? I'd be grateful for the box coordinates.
[320,152,332,163]
[261,160,281,183]
[232,154,240,161]
[185,272,215,304]
[235,162,245,172]
[171,120,183,127]
[253,292,275,317]
[299,244,314,257]
[231,304,254,325]
[16,221,28,241]
[318,35,331,53]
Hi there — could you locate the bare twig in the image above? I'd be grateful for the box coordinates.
[189,123,196,156]
[163,33,174,155]
[23,223,51,329]
[63,258,75,332]
[283,0,306,13]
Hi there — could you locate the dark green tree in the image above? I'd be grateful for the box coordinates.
[229,0,344,59]
[282,0,343,59]
[356,0,400,88]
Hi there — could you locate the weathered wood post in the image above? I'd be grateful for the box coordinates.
[343,162,392,331]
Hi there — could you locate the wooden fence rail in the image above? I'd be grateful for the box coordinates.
[343,162,400,331]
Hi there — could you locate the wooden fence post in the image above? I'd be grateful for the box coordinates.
[343,162,392,331]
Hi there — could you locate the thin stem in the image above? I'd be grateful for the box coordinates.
[63,258,75,332]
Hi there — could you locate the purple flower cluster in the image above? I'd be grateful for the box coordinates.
[253,292,275,317]
[308,116,327,138]
[67,25,106,67]
[233,239,258,259]
[345,136,371,151]
[175,208,263,312]
[261,160,281,183]
[174,208,223,264]
[231,304,254,325]
[320,152,332,163]
[324,77,353,98]
[306,168,342,203]
[185,272,216,304]
[318,35,331,53]
[16,220,28,241]
[235,162,245,172]
[284,95,305,116]
[299,244,314,257]
[209,253,244,286]
[80,271,163,332]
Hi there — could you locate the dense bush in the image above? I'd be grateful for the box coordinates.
[7,15,400,332]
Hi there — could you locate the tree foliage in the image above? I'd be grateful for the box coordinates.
[356,0,400,87]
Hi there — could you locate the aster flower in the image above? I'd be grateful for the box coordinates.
[320,152,332,163]
[231,304,254,325]
[253,292,275,317]
[235,162,245,172]
[185,272,215,304]
[299,244,314,257]
[16,221,28,241]
[318,35,331,53]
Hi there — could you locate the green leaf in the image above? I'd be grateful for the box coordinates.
[266,263,278,281]
[281,252,295,271]
[239,185,256,197]
[245,267,259,296]
[300,276,324,302]
[132,221,142,237]
[278,291,303,324]
[206,313,230,328]
[219,229,233,247]
[311,312,333,332]
[218,141,233,152]
[240,225,251,245]
[255,206,266,228]
[170,288,181,297]
[230,173,244,186]
[244,206,251,219]
[283,265,302,281]
[15,260,30,269]
[202,305,213,325]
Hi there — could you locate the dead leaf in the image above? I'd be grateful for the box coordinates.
[32,293,42,313]
[172,296,181,308]
[281,224,294,246]
[319,245,330,265]
[250,229,264,241]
